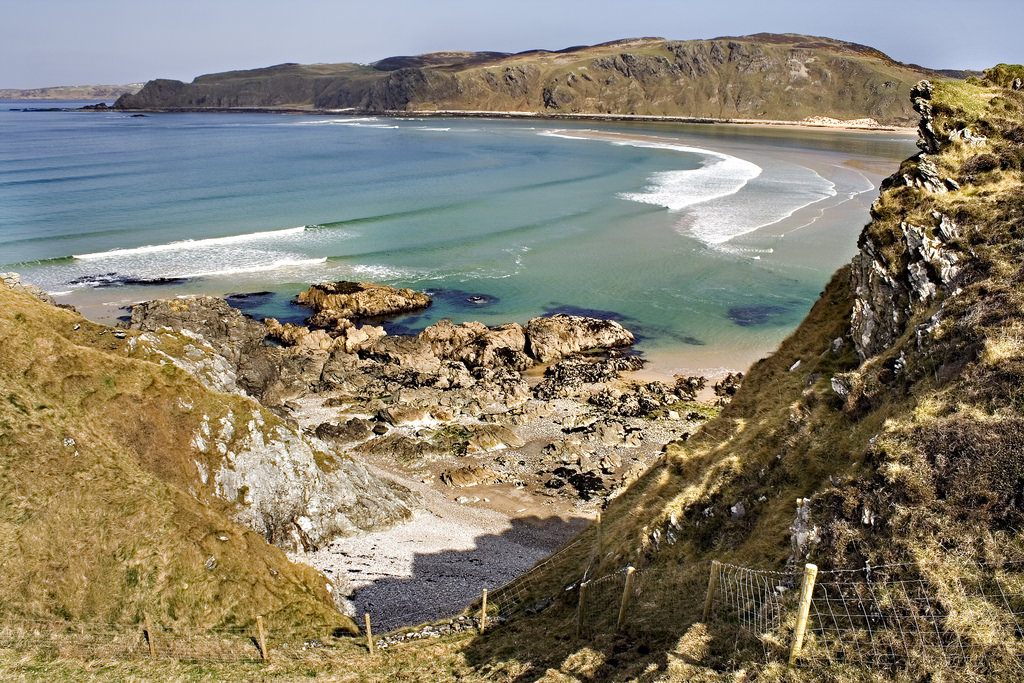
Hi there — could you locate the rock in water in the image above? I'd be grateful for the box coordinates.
[419,318,533,370]
[524,314,635,363]
[297,281,431,323]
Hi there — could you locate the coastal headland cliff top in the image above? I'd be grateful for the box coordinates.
[116,33,957,126]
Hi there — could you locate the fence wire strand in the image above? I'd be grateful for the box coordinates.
[801,561,1024,674]
[6,553,1024,673]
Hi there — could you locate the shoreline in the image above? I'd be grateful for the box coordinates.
[58,287,755,380]
[26,111,901,383]
[76,103,918,134]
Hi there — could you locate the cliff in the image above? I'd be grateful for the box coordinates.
[115,34,945,125]
[0,281,417,631]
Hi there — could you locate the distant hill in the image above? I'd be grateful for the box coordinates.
[0,83,143,100]
[115,34,953,125]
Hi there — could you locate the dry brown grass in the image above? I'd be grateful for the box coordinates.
[0,286,346,633]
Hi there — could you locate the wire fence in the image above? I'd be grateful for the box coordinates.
[0,618,263,663]
[5,543,1024,675]
[564,555,1024,675]
[801,560,1024,674]
[711,562,792,637]
[481,535,589,621]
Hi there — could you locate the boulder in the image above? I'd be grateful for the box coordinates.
[593,419,626,446]
[440,466,498,488]
[533,352,644,399]
[356,434,446,469]
[419,319,532,370]
[589,382,675,417]
[525,314,635,362]
[379,405,432,426]
[297,281,431,321]
[366,336,443,374]
[541,439,593,466]
[714,373,745,398]
[465,424,525,453]
[314,418,374,446]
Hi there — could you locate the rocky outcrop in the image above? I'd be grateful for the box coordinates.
[1,272,56,305]
[204,409,416,552]
[849,83,971,360]
[122,284,703,515]
[525,314,635,363]
[297,281,431,324]
[533,353,644,399]
[419,319,532,371]
[850,213,967,359]
[127,296,286,401]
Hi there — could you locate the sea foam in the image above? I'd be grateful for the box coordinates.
[542,130,840,247]
[72,226,306,260]
[179,257,328,279]
[614,142,763,216]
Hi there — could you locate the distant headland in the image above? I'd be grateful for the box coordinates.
[0,83,143,100]
[112,34,980,126]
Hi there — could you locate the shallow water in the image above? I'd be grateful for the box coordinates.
[0,102,916,374]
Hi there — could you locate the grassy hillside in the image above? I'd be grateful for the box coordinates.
[9,67,1024,681]
[424,69,1024,680]
[116,34,941,125]
[0,285,350,632]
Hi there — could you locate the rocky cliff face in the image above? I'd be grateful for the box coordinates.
[116,34,941,125]
[849,81,981,359]
[0,291,422,559]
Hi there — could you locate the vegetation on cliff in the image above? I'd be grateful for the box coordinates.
[115,34,947,126]
[0,284,416,633]
[402,65,1024,681]
[5,60,1024,681]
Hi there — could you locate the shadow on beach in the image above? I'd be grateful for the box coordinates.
[351,514,589,632]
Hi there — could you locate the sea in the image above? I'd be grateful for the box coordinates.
[0,100,916,376]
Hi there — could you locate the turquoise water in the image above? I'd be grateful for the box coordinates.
[0,101,916,374]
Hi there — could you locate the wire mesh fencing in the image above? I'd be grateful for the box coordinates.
[801,561,1024,674]
[482,535,590,622]
[8,549,1024,673]
[710,562,795,638]
[0,618,265,663]
[576,570,629,636]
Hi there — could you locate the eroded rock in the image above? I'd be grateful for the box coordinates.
[525,314,635,362]
[297,281,431,322]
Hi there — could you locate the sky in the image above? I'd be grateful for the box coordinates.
[2,0,1023,88]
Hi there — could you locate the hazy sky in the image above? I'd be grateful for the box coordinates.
[3,0,1022,88]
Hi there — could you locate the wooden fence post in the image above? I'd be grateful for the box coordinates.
[616,566,636,631]
[702,561,721,621]
[480,589,488,634]
[256,615,268,662]
[576,581,589,639]
[788,563,818,666]
[364,613,375,656]
[144,613,156,658]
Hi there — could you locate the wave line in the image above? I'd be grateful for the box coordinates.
[72,226,306,260]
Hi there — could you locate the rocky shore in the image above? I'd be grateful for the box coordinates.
[123,280,737,623]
